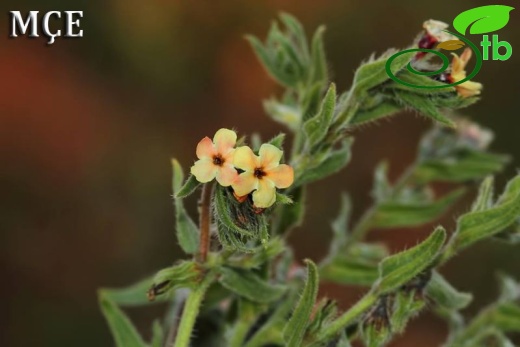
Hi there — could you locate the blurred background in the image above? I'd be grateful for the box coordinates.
[1,0,519,346]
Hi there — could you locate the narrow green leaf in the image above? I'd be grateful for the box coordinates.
[498,273,520,303]
[309,25,328,84]
[372,161,391,202]
[452,175,520,252]
[426,271,473,310]
[98,292,147,347]
[472,176,495,212]
[101,276,168,307]
[283,259,319,346]
[320,260,379,286]
[219,267,286,304]
[354,51,414,96]
[372,188,465,228]
[150,320,164,347]
[296,139,352,186]
[279,12,310,62]
[387,69,455,94]
[378,227,446,293]
[329,193,351,255]
[263,99,301,131]
[453,5,515,35]
[276,192,294,205]
[495,303,520,333]
[149,261,200,300]
[350,100,402,125]
[268,133,286,149]
[396,91,455,127]
[172,159,199,254]
[414,151,509,184]
[246,35,297,88]
[175,174,201,199]
[304,83,337,148]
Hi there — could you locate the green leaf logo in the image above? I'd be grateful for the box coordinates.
[453,5,515,35]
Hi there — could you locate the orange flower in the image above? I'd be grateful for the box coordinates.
[190,128,238,186]
[232,144,294,208]
[450,48,483,98]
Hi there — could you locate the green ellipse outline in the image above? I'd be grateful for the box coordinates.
[385,30,483,89]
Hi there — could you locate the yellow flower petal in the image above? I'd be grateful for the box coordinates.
[213,128,237,155]
[252,179,276,208]
[456,81,482,97]
[196,136,216,160]
[234,146,259,171]
[232,172,257,197]
[259,144,283,169]
[266,164,294,189]
[216,164,238,187]
[191,159,218,183]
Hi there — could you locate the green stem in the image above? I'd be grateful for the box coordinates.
[173,272,216,347]
[310,292,377,345]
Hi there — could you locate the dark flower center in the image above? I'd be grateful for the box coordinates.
[213,155,224,166]
[254,168,266,179]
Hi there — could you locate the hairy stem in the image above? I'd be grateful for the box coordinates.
[173,272,216,347]
[310,292,377,345]
[198,183,213,263]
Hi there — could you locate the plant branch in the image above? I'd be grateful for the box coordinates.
[173,272,217,347]
[309,292,377,346]
[198,183,213,263]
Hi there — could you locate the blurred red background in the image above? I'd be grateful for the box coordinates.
[1,0,519,346]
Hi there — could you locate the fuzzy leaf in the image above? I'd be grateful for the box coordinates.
[377,227,446,293]
[263,99,301,131]
[453,5,515,35]
[175,174,201,199]
[414,151,509,184]
[283,259,319,346]
[329,193,352,255]
[309,25,328,84]
[386,69,455,94]
[372,188,465,228]
[354,51,414,95]
[495,303,520,332]
[498,274,520,303]
[101,276,168,307]
[452,175,520,252]
[219,267,286,304]
[172,159,199,254]
[426,271,473,310]
[304,83,336,148]
[472,176,495,212]
[395,91,455,127]
[268,133,286,149]
[148,261,200,301]
[98,293,147,347]
[372,161,392,202]
[320,260,379,286]
[296,139,352,186]
[279,12,309,62]
[151,320,164,347]
[350,100,402,125]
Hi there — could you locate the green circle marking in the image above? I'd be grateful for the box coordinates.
[385,30,483,89]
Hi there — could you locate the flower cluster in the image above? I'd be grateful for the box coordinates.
[414,20,482,98]
[190,128,294,208]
